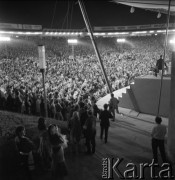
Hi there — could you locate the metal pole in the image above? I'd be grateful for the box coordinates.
[157,0,171,116]
[78,0,112,94]
[168,51,175,163]
[41,69,48,117]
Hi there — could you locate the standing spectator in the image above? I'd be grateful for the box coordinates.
[92,100,100,118]
[0,92,6,110]
[50,99,56,119]
[99,104,113,143]
[151,116,167,163]
[69,110,82,154]
[156,55,167,76]
[37,117,47,135]
[37,117,52,171]
[55,100,64,121]
[80,105,88,131]
[84,110,96,154]
[36,96,41,116]
[40,98,45,117]
[15,126,35,180]
[6,91,14,112]
[109,93,119,121]
[14,91,22,113]
[30,93,37,116]
[25,95,30,115]
[21,100,26,114]
[48,124,68,180]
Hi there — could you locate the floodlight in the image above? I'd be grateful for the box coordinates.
[117,38,126,43]
[67,39,78,45]
[0,36,11,41]
[170,39,175,44]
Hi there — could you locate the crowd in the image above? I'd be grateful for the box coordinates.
[9,104,99,180]
[0,34,170,179]
[0,34,172,118]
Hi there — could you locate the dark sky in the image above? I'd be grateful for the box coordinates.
[0,0,172,29]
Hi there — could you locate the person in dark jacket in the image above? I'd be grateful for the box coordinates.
[156,55,167,76]
[15,126,35,180]
[92,100,100,118]
[6,91,14,112]
[14,91,22,113]
[84,110,96,154]
[99,104,113,143]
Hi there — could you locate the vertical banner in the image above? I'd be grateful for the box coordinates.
[38,45,46,69]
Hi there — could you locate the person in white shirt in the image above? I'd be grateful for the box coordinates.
[151,116,167,163]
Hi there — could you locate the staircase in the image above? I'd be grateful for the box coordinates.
[97,75,170,117]
[118,75,170,117]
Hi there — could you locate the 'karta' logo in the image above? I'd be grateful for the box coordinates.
[102,158,174,179]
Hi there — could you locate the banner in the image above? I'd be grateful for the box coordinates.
[22,24,42,30]
[94,23,175,31]
[0,23,23,29]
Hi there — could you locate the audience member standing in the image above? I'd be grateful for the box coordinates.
[48,124,68,180]
[151,116,167,163]
[37,118,52,171]
[99,104,113,143]
[156,55,167,76]
[109,93,119,121]
[84,110,96,154]
[69,109,82,154]
[15,126,35,180]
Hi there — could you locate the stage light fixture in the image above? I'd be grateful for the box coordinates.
[0,36,11,41]
[117,38,126,43]
[170,39,175,44]
[67,39,78,45]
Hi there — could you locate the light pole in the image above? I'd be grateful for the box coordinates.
[67,39,78,61]
[38,45,48,117]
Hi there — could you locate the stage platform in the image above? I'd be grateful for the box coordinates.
[97,75,171,117]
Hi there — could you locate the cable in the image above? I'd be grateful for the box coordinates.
[50,0,58,29]
[69,1,74,29]
[78,0,113,94]
[61,0,70,29]
[157,0,171,116]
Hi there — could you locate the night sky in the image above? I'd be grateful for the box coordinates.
[0,0,172,29]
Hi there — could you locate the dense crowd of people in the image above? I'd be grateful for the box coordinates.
[0,34,172,118]
[0,34,171,180]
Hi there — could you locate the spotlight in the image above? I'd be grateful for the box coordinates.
[170,39,175,44]
[130,7,135,13]
[0,36,11,41]
[157,12,161,18]
[117,38,126,43]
